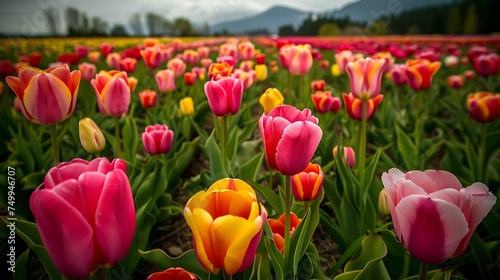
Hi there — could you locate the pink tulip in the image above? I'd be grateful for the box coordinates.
[30,158,136,279]
[346,57,386,101]
[6,64,81,125]
[289,45,313,76]
[106,52,121,69]
[238,40,255,60]
[446,75,464,89]
[155,69,176,93]
[78,62,96,81]
[334,50,354,73]
[259,105,323,175]
[388,64,408,86]
[219,43,238,60]
[91,70,135,116]
[167,58,186,77]
[381,168,496,264]
[204,76,243,116]
[142,124,174,155]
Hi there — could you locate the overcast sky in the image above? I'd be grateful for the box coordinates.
[0,0,355,35]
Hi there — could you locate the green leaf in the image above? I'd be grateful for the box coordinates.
[238,151,264,182]
[122,116,139,165]
[405,267,461,280]
[396,126,417,170]
[1,218,62,280]
[251,181,283,214]
[165,138,198,193]
[205,130,228,181]
[319,209,347,254]
[327,235,365,277]
[226,125,239,164]
[134,158,167,209]
[13,248,30,280]
[21,171,45,191]
[139,249,209,280]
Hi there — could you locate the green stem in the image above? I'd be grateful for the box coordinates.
[479,123,487,183]
[223,270,232,280]
[221,115,228,173]
[284,175,292,276]
[95,152,101,158]
[414,91,422,170]
[114,116,121,157]
[165,92,172,124]
[358,100,367,196]
[49,125,60,165]
[418,262,429,280]
[93,267,108,280]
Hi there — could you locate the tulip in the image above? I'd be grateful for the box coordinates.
[378,188,391,216]
[197,46,210,58]
[179,97,195,116]
[0,60,14,76]
[332,145,355,169]
[74,45,89,58]
[192,67,206,81]
[259,105,322,175]
[473,53,500,76]
[217,55,237,68]
[184,72,196,86]
[331,64,341,77]
[184,178,267,275]
[346,57,386,101]
[238,40,255,60]
[334,50,354,73]
[444,55,459,67]
[256,54,266,65]
[233,69,255,90]
[30,157,135,279]
[6,64,81,125]
[142,124,174,155]
[311,91,342,114]
[201,58,213,69]
[143,38,159,47]
[311,79,326,92]
[259,88,284,114]
[57,53,81,65]
[446,75,464,89]
[464,70,475,80]
[99,42,114,57]
[148,268,196,280]
[138,89,158,109]
[167,58,187,77]
[88,51,100,63]
[204,76,243,117]
[255,64,268,81]
[182,49,199,65]
[405,59,441,91]
[466,46,489,62]
[239,60,254,72]
[289,45,313,76]
[342,93,383,121]
[119,57,138,73]
[388,64,408,86]
[79,118,106,154]
[381,168,496,264]
[267,213,302,254]
[155,69,176,93]
[78,62,96,81]
[27,52,42,67]
[416,50,440,62]
[91,70,135,117]
[291,163,324,201]
[208,62,232,79]
[106,52,121,69]
[219,43,238,60]
[372,51,394,72]
[278,44,294,69]
[466,92,500,122]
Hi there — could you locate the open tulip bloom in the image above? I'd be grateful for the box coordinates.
[381,168,496,265]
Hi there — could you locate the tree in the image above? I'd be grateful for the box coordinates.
[129,13,144,36]
[172,17,192,36]
[445,5,461,34]
[278,25,296,36]
[318,23,340,36]
[110,24,128,37]
[462,3,477,34]
[146,13,171,36]
[66,7,80,35]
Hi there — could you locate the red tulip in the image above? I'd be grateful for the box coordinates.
[259,105,323,175]
[142,124,174,155]
[467,92,500,122]
[0,60,14,76]
[184,72,196,86]
[311,91,341,114]
[405,59,441,91]
[119,57,138,73]
[342,93,383,121]
[6,65,80,125]
[204,76,243,116]
[91,70,135,116]
[267,213,302,254]
[291,163,324,201]
[311,79,326,92]
[148,268,196,280]
[446,75,464,89]
[57,53,80,65]
[381,168,496,264]
[30,158,135,279]
[99,42,115,57]
[138,89,158,109]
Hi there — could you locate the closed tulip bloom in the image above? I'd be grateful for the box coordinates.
[278,44,294,69]
[74,45,89,58]
[238,41,255,60]
[311,79,326,92]
[291,163,324,201]
[346,57,386,101]
[138,89,158,109]
[88,51,100,63]
[106,52,121,69]
[381,168,496,264]
[184,72,197,86]
[239,60,254,72]
[179,97,195,116]
[256,54,266,65]
[320,59,329,69]
[311,91,342,114]
[6,64,81,125]
[446,75,464,89]
[148,268,196,280]
[267,212,302,254]
[57,53,81,65]
[372,51,394,72]
[78,62,96,81]
[91,70,134,116]
[184,178,267,275]
[466,92,500,122]
[334,50,354,73]
[99,42,114,57]
[259,88,284,114]
[201,58,213,69]
[30,158,135,279]
[255,64,268,81]
[155,69,176,93]
[219,43,238,60]
[388,64,408,86]
[444,55,459,67]
[332,145,355,169]
[464,70,475,80]
[167,58,187,77]
[259,105,323,175]
[142,124,174,155]
[204,76,243,116]
[119,57,138,73]
[473,53,500,76]
[405,59,441,91]
[378,188,391,216]
[197,46,210,58]
[342,93,383,121]
[192,67,206,81]
[79,118,106,153]
[331,64,341,77]
[0,60,14,76]
[182,49,199,65]
[289,45,313,76]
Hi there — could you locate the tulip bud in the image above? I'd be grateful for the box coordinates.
[333,145,355,169]
[179,97,195,116]
[331,64,341,76]
[378,188,391,216]
[255,64,268,81]
[79,118,106,154]
[138,89,158,109]
[291,163,324,201]
[311,79,326,92]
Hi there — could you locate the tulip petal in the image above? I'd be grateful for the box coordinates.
[30,183,95,279]
[396,195,468,264]
[44,159,89,189]
[275,121,322,175]
[19,66,43,88]
[184,207,217,274]
[204,80,227,116]
[100,77,131,116]
[46,65,70,84]
[423,170,463,191]
[259,116,291,171]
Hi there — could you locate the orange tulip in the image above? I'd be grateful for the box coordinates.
[267,213,302,254]
[291,162,324,201]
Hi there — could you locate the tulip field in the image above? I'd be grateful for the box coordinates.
[1,35,500,280]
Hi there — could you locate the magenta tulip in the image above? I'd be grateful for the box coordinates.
[204,76,243,116]
[30,158,136,279]
[259,105,323,175]
[381,168,496,264]
[142,124,174,155]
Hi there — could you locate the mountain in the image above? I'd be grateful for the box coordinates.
[210,5,307,35]
[330,0,465,23]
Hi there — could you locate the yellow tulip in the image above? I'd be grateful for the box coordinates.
[179,97,195,116]
[259,88,284,114]
[255,64,268,82]
[78,118,105,153]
